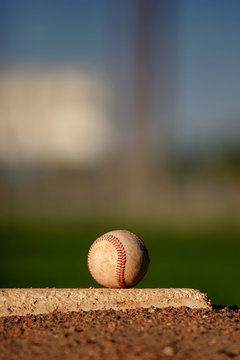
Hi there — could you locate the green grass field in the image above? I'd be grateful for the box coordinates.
[0,219,239,306]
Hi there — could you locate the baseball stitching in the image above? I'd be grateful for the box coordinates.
[123,230,149,264]
[123,230,146,247]
[88,234,127,288]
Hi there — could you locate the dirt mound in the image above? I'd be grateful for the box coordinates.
[1,306,240,360]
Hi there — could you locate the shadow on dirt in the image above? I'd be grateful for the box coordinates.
[212,304,240,311]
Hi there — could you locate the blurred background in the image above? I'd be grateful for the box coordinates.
[0,0,240,305]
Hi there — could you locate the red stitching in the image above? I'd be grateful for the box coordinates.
[123,230,149,264]
[88,234,127,288]
[123,230,146,247]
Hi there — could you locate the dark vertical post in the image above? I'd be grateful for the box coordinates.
[127,0,157,199]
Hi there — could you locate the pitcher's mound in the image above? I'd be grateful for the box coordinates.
[1,306,240,360]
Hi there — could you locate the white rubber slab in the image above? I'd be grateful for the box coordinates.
[0,288,212,317]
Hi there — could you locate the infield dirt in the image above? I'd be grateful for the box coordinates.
[1,306,240,360]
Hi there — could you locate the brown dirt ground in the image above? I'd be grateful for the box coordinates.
[0,306,240,360]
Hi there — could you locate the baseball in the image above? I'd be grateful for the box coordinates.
[87,230,149,288]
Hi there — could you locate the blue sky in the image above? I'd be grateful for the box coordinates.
[1,0,240,151]
[177,0,240,150]
[0,0,109,66]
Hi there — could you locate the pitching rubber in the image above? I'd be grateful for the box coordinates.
[0,288,211,317]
